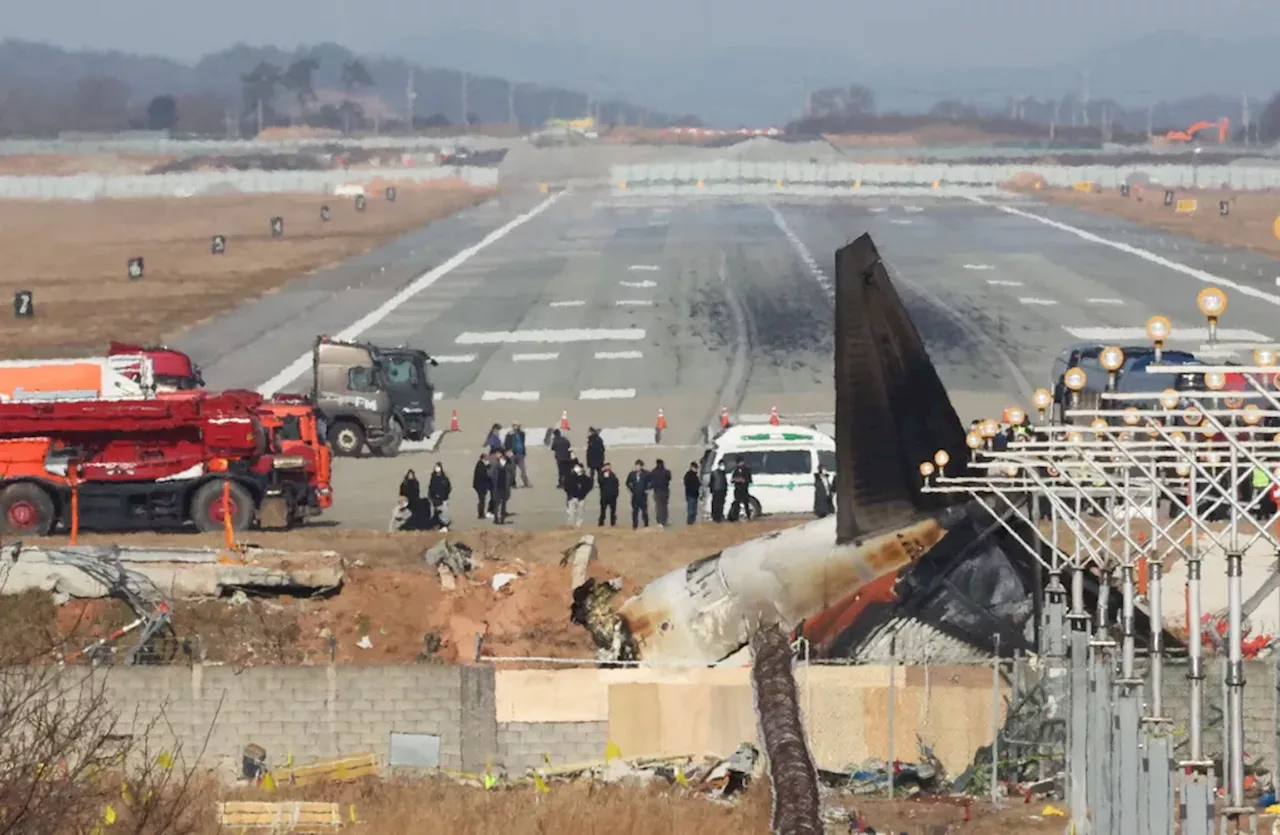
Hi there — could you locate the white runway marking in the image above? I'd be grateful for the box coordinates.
[889,219,914,225]
[1019,297,1058,306]
[987,279,1023,287]
[963,264,995,270]
[620,279,658,288]
[433,391,444,400]
[767,204,834,298]
[1087,298,1125,305]
[550,300,586,307]
[482,391,540,401]
[1062,326,1271,342]
[616,299,654,306]
[971,196,1280,310]
[257,190,568,395]
[456,328,646,344]
[512,352,560,362]
[903,206,924,213]
[431,354,476,363]
[595,350,643,360]
[629,264,660,271]
[579,389,636,400]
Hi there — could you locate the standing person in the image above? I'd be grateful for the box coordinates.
[708,460,729,522]
[472,453,490,519]
[728,456,754,522]
[399,470,420,504]
[550,429,573,488]
[484,423,503,453]
[428,463,452,530]
[650,459,672,529]
[503,450,519,508]
[488,451,511,524]
[565,463,593,527]
[504,422,531,488]
[683,462,701,525]
[586,428,606,483]
[813,463,834,518]
[597,463,619,527]
[626,459,650,529]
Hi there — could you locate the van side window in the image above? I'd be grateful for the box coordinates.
[738,449,811,475]
[347,367,376,392]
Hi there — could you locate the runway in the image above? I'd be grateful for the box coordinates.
[175,188,1280,528]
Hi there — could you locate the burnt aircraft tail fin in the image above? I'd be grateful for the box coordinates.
[833,233,967,544]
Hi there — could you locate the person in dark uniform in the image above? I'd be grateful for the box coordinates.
[472,453,490,519]
[684,462,701,525]
[427,463,452,529]
[709,460,729,522]
[488,451,511,524]
[586,428,606,483]
[597,462,620,526]
[399,470,420,503]
[728,456,754,521]
[551,429,573,488]
[626,459,650,529]
[813,463,834,518]
[650,459,672,528]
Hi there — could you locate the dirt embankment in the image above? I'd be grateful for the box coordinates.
[1013,184,1280,258]
[8,522,797,666]
[0,180,492,359]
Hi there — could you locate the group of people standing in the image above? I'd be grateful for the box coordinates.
[390,465,454,531]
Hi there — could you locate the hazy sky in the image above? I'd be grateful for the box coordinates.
[1,0,1274,66]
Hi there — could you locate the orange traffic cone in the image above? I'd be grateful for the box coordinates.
[656,409,667,431]
[560,410,570,431]
[720,407,730,428]
[450,409,459,432]
[769,406,780,426]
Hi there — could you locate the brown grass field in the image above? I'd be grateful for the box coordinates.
[0,179,492,358]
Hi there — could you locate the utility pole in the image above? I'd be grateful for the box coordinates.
[460,72,469,128]
[405,68,416,131]
[1146,103,1153,139]
[256,98,264,138]
[507,80,516,127]
[1050,99,1059,141]
[802,76,811,119]
[1081,69,1090,128]
[1242,93,1251,146]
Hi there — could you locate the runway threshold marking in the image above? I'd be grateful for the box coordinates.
[620,280,658,288]
[1019,297,1058,306]
[616,299,655,306]
[970,196,1280,310]
[456,328,645,344]
[1087,298,1125,305]
[987,279,1023,287]
[432,354,477,363]
[551,300,586,307]
[629,264,661,271]
[257,189,569,395]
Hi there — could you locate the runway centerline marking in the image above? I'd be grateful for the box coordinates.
[595,350,643,360]
[1019,297,1058,306]
[512,352,560,362]
[1087,298,1125,305]
[550,300,586,307]
[431,354,476,363]
[963,264,995,270]
[579,389,636,400]
[620,280,658,288]
[987,279,1023,287]
[456,328,646,344]
[257,189,569,395]
[629,264,661,271]
[616,299,654,306]
[767,204,833,299]
[482,391,540,401]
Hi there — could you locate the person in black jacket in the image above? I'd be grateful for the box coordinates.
[585,428,606,483]
[399,470,420,503]
[650,459,672,528]
[626,459,650,529]
[503,422,531,488]
[708,461,729,522]
[427,463,452,529]
[683,462,701,525]
[813,463,834,519]
[472,453,491,519]
[597,463,620,527]
[728,457,754,521]
[564,463,593,527]
[488,451,511,524]
[551,429,573,488]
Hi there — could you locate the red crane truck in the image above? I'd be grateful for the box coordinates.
[0,390,304,536]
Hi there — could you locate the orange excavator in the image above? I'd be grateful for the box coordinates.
[1165,118,1229,143]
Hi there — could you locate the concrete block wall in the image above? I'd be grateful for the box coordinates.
[97,663,495,774]
[497,721,610,772]
[1161,659,1277,763]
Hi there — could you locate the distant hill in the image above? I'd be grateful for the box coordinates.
[0,39,687,138]
[385,29,1279,128]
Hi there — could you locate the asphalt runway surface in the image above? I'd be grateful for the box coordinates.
[177,187,1280,530]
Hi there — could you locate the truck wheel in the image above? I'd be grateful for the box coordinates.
[190,480,254,533]
[372,421,404,457]
[328,421,366,457]
[748,497,763,520]
[0,483,55,536]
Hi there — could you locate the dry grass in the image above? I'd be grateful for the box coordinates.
[1019,186,1280,257]
[0,180,493,358]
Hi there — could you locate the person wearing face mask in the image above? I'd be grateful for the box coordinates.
[428,463,452,531]
[399,469,420,504]
[472,452,490,520]
[597,462,619,527]
[708,460,729,523]
[564,462,593,527]
[626,459,650,529]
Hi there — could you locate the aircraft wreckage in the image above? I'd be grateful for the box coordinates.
[573,233,1170,664]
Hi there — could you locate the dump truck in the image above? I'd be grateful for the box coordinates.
[312,336,437,456]
[0,391,306,536]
